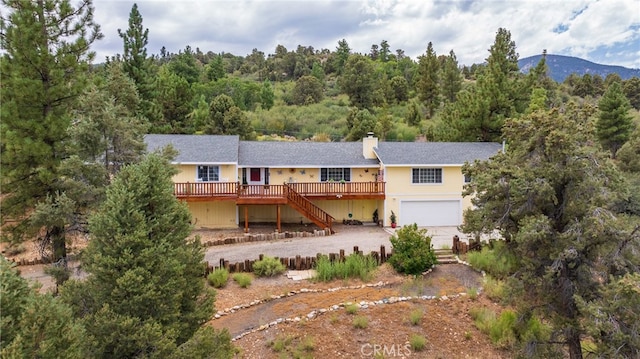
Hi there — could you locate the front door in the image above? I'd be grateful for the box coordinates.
[248,168,263,185]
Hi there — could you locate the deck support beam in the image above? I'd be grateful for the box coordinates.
[276,205,281,233]
[244,206,249,233]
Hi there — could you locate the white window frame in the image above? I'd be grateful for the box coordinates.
[320,168,351,182]
[411,168,443,184]
[197,165,220,182]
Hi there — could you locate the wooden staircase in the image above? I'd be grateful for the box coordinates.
[284,184,334,232]
[434,248,458,264]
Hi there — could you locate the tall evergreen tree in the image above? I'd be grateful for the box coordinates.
[71,62,148,176]
[60,154,232,358]
[1,258,88,358]
[157,66,195,133]
[597,82,634,158]
[462,103,633,358]
[118,3,162,126]
[0,0,102,260]
[440,50,462,103]
[435,28,523,142]
[416,42,440,118]
[333,38,351,75]
[339,54,375,109]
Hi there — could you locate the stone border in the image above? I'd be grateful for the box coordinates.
[216,257,488,342]
[230,290,471,341]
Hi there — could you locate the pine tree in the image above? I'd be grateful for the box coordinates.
[0,0,102,260]
[339,54,375,109]
[1,258,88,358]
[60,154,231,358]
[417,42,440,118]
[157,66,195,133]
[434,28,524,142]
[440,50,462,103]
[597,82,634,158]
[462,103,633,359]
[71,62,148,176]
[118,3,162,126]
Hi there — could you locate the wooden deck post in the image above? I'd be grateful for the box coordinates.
[276,205,281,233]
[244,206,249,233]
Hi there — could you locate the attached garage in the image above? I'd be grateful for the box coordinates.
[399,200,461,227]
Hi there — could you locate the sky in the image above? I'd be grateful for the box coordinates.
[92,0,640,69]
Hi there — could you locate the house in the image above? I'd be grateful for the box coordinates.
[144,133,501,232]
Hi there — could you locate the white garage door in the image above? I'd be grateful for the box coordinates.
[399,200,461,226]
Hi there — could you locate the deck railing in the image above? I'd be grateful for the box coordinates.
[174,182,238,198]
[288,181,385,196]
[284,184,334,229]
[238,184,285,198]
[173,181,385,199]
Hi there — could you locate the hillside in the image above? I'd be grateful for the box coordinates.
[518,54,640,82]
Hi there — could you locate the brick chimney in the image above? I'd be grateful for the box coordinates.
[362,132,378,159]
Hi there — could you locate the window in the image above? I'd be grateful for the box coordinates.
[464,174,472,184]
[321,168,351,182]
[412,168,442,184]
[197,165,219,182]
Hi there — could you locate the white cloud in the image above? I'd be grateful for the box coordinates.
[91,0,640,68]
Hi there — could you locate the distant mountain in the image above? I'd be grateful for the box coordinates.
[518,54,640,83]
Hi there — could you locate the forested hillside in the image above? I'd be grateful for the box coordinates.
[519,54,640,82]
[2,1,639,359]
[100,11,640,143]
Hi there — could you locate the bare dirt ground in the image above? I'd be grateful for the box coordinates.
[210,263,510,359]
[5,224,510,358]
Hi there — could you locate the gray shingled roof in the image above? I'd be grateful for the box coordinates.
[238,141,378,167]
[144,134,239,164]
[375,142,502,166]
[144,135,501,167]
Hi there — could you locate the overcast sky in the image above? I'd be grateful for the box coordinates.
[92,0,640,69]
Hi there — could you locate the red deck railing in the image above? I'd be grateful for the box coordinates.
[174,181,385,199]
[288,182,385,196]
[174,182,238,198]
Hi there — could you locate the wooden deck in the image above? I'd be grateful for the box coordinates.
[174,182,385,202]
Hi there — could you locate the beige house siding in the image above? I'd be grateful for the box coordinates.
[173,164,237,183]
[189,201,237,229]
[382,166,466,226]
[241,166,380,185]
[238,199,380,225]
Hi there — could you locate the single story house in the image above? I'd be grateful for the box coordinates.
[144,133,501,232]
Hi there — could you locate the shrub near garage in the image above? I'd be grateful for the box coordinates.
[388,224,437,275]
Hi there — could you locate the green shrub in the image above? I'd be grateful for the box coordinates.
[483,276,506,302]
[409,334,427,351]
[313,253,378,282]
[467,287,478,300]
[409,308,423,325]
[207,268,229,288]
[353,315,369,329]
[467,241,518,279]
[298,336,315,352]
[232,273,252,288]
[345,304,359,315]
[269,335,293,352]
[253,256,286,277]
[388,224,437,275]
[470,307,517,349]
